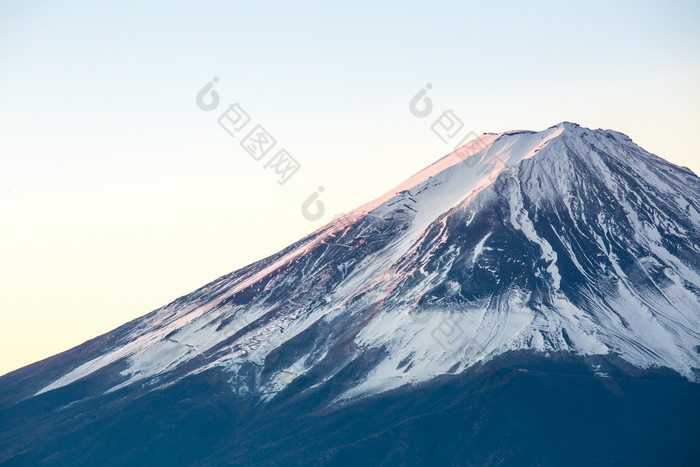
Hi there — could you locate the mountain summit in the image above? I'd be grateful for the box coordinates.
[2,123,699,465]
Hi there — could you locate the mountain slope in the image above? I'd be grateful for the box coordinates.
[1,122,699,465]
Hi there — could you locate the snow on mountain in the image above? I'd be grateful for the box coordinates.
[31,122,700,405]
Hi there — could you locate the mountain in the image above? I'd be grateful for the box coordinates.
[1,122,699,465]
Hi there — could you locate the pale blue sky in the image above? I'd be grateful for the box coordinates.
[1,0,699,375]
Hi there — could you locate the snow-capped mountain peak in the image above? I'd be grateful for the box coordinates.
[28,123,700,404]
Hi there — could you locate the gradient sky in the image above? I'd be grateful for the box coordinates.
[1,0,699,376]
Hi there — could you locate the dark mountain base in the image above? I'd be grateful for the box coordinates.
[2,353,698,466]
